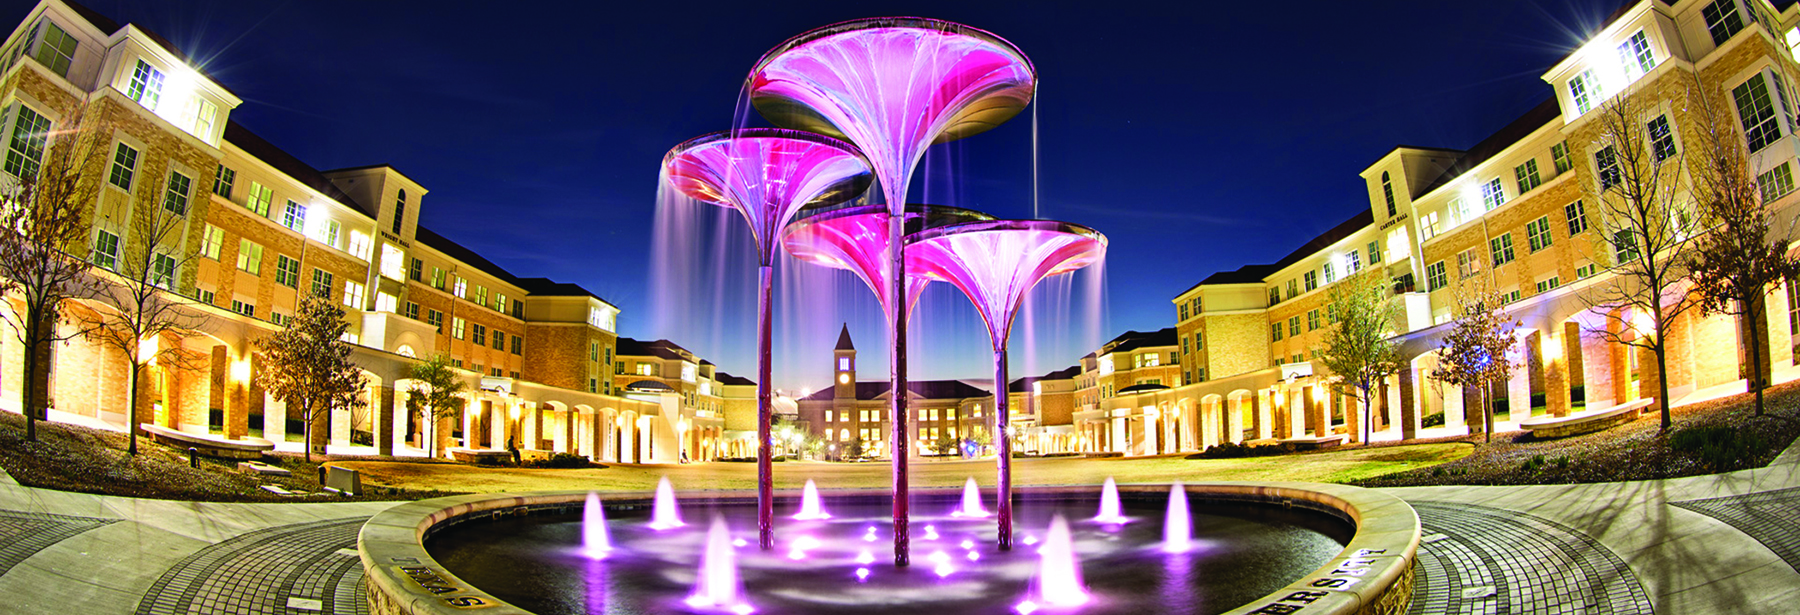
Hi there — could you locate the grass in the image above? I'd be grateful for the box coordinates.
[337,442,1473,494]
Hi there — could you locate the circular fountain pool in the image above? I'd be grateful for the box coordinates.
[361,483,1417,615]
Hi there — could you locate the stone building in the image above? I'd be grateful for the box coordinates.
[0,0,736,464]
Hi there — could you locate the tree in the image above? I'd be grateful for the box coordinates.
[1430,283,1519,444]
[0,103,104,441]
[1685,80,1800,416]
[844,436,865,459]
[85,175,204,454]
[1581,92,1701,432]
[405,353,467,458]
[933,430,958,456]
[255,296,365,462]
[1317,272,1401,445]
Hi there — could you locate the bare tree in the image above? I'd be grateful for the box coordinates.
[1685,80,1800,417]
[1317,271,1401,445]
[85,174,205,454]
[405,353,466,458]
[255,296,365,462]
[1430,282,1519,444]
[1580,92,1702,432]
[0,103,104,441]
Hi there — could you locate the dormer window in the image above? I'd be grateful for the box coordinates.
[1570,69,1599,115]
[27,20,76,77]
[1618,30,1654,78]
[126,59,164,110]
[1704,1,1745,46]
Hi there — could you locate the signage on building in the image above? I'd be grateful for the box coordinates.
[1378,213,1409,231]
[1281,361,1313,381]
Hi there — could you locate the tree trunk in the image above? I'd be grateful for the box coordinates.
[127,361,141,455]
[1483,386,1493,444]
[21,333,37,442]
[303,403,313,463]
[1746,305,1766,416]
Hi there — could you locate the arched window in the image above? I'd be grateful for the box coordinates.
[1380,172,1397,218]
[392,189,408,235]
[396,344,417,358]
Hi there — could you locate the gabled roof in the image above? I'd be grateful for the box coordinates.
[1099,328,1178,355]
[801,379,993,401]
[1414,97,1562,198]
[223,121,369,216]
[616,338,695,362]
[716,372,755,386]
[63,0,239,97]
[1008,365,1079,392]
[835,324,855,351]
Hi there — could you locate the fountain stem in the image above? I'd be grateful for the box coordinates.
[889,210,911,567]
[756,264,774,550]
[994,346,1013,550]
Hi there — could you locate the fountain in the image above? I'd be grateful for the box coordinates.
[1022,514,1089,611]
[951,477,989,518]
[1165,483,1193,553]
[650,476,686,530]
[781,203,994,321]
[1095,477,1128,524]
[663,129,872,549]
[908,220,1106,548]
[582,492,612,559]
[751,17,1036,566]
[793,479,831,520]
[686,516,753,614]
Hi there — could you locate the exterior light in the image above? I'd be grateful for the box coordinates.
[509,404,521,420]
[230,359,251,383]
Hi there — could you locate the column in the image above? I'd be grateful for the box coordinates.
[522,404,538,451]
[551,408,568,453]
[1345,394,1362,444]
[1545,327,1574,418]
[1638,344,1662,413]
[1610,313,1633,405]
[1309,387,1329,438]
[1226,396,1244,444]
[1255,390,1272,441]
[216,346,248,439]
[1765,283,1793,370]
[264,397,286,444]
[378,386,397,456]
[329,401,351,449]
[1508,339,1532,424]
[1398,367,1419,440]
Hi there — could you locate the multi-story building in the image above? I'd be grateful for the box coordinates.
[796,325,997,459]
[1137,0,1800,456]
[0,0,737,464]
[1069,328,1182,455]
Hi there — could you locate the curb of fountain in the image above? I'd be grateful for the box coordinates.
[358,482,1416,615]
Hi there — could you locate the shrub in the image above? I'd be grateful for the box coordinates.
[1187,442,1290,460]
[1671,425,1765,471]
[529,453,590,469]
[1422,412,1446,428]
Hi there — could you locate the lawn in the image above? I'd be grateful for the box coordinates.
[339,442,1473,494]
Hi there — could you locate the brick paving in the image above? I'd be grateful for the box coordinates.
[0,510,115,577]
[133,517,370,615]
[1407,502,1654,615]
[1672,486,1800,575]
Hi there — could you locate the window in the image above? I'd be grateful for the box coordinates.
[1303,271,1317,292]
[1182,337,1191,355]
[29,21,75,77]
[409,258,423,282]
[1368,240,1382,264]
[310,269,333,299]
[275,255,299,287]
[1501,290,1522,304]
[125,60,164,110]
[452,317,466,340]
[1704,0,1745,46]
[472,323,487,346]
[107,142,137,190]
[347,231,373,261]
[1526,216,1554,252]
[1647,115,1676,162]
[162,171,192,215]
[1570,69,1599,115]
[1288,316,1301,336]
[493,331,505,350]
[1346,250,1361,273]
[1565,200,1589,235]
[1515,159,1541,194]
[343,281,365,309]
[1594,146,1621,190]
[4,104,49,178]
[1270,322,1283,341]
[189,98,216,139]
[404,301,420,320]
[1480,177,1505,211]
[380,244,405,280]
[1420,211,1440,240]
[270,312,290,327]
[230,299,255,317]
[212,165,235,198]
[246,182,273,217]
[431,268,445,289]
[313,219,340,247]
[281,200,305,232]
[151,253,174,288]
[1268,287,1280,306]
[1179,303,1189,321]
[1535,277,1562,294]
[427,309,443,333]
[197,288,215,304]
[92,230,119,269]
[1489,233,1515,266]
[375,292,397,314]
[511,335,523,355]
[1380,171,1396,217]
[590,342,601,362]
[1322,262,1335,284]
[236,239,262,273]
[453,278,467,298]
[1551,141,1572,174]
[1613,229,1640,263]
[1456,248,1481,279]
[1307,310,1321,331]
[1759,162,1795,202]
[1286,279,1299,298]
[200,224,223,259]
[392,190,407,235]
[1426,260,1448,291]
[1619,30,1655,77]
[1576,263,1599,278]
[473,285,488,307]
[1734,74,1782,153]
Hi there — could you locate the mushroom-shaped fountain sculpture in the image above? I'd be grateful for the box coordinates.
[907,220,1106,549]
[751,17,1035,566]
[781,203,995,320]
[662,129,872,549]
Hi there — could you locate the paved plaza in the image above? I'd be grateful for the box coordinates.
[0,442,1793,614]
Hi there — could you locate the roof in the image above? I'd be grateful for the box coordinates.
[222,121,369,216]
[716,372,755,386]
[63,0,239,97]
[1175,209,1372,299]
[835,324,854,351]
[1099,328,1178,355]
[1117,383,1171,395]
[801,379,993,402]
[1008,365,1079,392]
[1415,97,1562,197]
[624,380,675,393]
[320,163,426,190]
[515,277,610,304]
[616,338,696,362]
[413,226,525,287]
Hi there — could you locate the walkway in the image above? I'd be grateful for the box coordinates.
[0,444,1791,613]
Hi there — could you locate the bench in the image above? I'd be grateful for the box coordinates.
[1519,398,1655,439]
[140,424,275,460]
[1280,434,1348,450]
[448,447,512,464]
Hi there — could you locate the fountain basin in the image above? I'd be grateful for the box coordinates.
[359,483,1417,615]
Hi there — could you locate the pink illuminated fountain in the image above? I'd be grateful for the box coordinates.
[1164,483,1193,553]
[688,516,753,614]
[908,220,1107,549]
[582,492,612,559]
[952,477,989,518]
[1021,514,1089,612]
[663,129,872,549]
[793,479,831,520]
[1094,477,1128,524]
[751,18,1036,566]
[781,203,993,321]
[650,476,686,531]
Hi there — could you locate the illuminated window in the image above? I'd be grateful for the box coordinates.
[1619,30,1655,77]
[1734,74,1782,153]
[91,230,118,269]
[310,269,333,299]
[200,224,223,259]
[1286,278,1298,298]
[1646,115,1676,162]
[125,59,164,110]
[1489,233,1515,266]
[1097,355,1114,375]
[1426,261,1447,291]
[473,285,488,307]
[1526,216,1553,252]
[453,278,467,298]
[1565,200,1589,235]
[189,98,216,139]
[431,267,445,289]
[235,239,262,273]
[1594,146,1620,190]
[495,293,507,314]
[1419,211,1440,240]
[246,182,273,217]
[4,104,49,178]
[1323,262,1335,284]
[1480,177,1505,211]
[108,142,137,190]
[375,292,398,314]
[275,255,299,287]
[1456,248,1480,279]
[1759,162,1795,202]
[838,357,851,371]
[347,231,373,261]
[281,200,305,232]
[343,281,366,309]
[1380,171,1396,217]
[1346,250,1361,273]
[28,21,75,77]
[380,244,405,280]
[1569,70,1600,115]
[682,363,697,383]
[452,317,466,340]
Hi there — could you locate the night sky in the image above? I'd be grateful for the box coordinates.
[20,0,1646,390]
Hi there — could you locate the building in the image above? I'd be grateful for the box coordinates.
[796,325,998,459]
[0,0,742,464]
